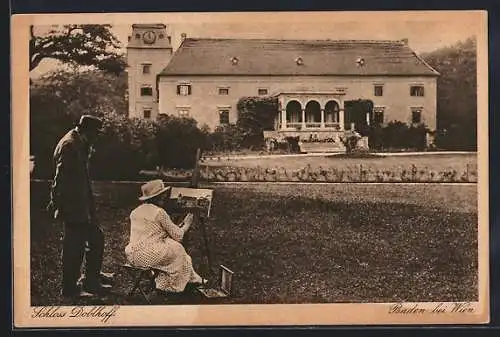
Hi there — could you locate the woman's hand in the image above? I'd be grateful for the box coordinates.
[182,213,194,231]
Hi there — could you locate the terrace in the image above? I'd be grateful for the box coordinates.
[264,91,356,151]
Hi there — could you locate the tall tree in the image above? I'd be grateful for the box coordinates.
[30,69,129,177]
[29,24,126,75]
[422,37,477,150]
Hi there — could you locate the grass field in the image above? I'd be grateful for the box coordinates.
[204,153,477,172]
[30,181,478,306]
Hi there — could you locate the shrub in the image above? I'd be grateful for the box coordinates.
[339,130,363,154]
[408,124,428,151]
[284,136,301,153]
[373,121,428,150]
[368,124,384,150]
[434,124,477,151]
[382,121,410,148]
[156,114,207,169]
[207,124,246,153]
[236,96,279,149]
[90,114,159,180]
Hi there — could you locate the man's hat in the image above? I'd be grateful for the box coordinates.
[78,115,103,132]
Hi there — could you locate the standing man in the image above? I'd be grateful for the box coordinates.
[47,115,112,299]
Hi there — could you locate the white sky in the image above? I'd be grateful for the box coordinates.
[29,11,484,78]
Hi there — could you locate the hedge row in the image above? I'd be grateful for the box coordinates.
[31,113,207,180]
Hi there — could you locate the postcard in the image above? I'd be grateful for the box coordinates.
[12,10,489,327]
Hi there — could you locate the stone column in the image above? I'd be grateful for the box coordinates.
[301,109,306,129]
[339,100,345,131]
[281,109,287,129]
[320,108,325,128]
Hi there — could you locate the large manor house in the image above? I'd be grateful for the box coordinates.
[126,23,439,143]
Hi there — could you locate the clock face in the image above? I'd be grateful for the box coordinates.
[142,31,156,44]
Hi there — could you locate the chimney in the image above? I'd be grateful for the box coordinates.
[401,38,409,45]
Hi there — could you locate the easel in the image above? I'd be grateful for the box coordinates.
[189,149,214,281]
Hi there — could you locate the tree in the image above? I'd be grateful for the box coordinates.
[33,68,128,118]
[30,24,126,75]
[422,37,477,150]
[30,68,129,178]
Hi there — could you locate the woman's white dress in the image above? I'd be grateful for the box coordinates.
[125,203,202,293]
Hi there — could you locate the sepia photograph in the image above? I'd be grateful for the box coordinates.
[12,10,488,326]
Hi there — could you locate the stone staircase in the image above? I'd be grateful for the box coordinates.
[299,142,345,153]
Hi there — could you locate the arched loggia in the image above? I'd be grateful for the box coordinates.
[286,100,302,128]
[324,100,340,127]
[305,100,321,127]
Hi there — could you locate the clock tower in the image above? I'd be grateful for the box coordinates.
[127,24,173,119]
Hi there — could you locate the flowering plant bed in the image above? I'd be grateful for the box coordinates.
[200,164,477,183]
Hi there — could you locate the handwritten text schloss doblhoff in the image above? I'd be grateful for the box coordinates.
[32,306,120,323]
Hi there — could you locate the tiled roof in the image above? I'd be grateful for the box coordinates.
[159,38,439,77]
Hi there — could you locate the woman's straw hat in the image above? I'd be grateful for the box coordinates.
[139,179,171,201]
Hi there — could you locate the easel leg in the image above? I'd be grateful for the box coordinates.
[200,217,213,276]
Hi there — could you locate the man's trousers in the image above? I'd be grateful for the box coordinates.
[61,221,104,295]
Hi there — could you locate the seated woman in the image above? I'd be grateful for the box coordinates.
[125,179,205,293]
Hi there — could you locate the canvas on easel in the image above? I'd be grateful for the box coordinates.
[169,187,213,218]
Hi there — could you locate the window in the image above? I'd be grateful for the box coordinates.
[142,64,151,74]
[143,109,152,119]
[219,110,230,125]
[140,86,153,96]
[218,87,229,95]
[411,108,422,124]
[258,88,268,96]
[373,107,385,125]
[374,85,384,97]
[177,108,190,117]
[177,84,191,96]
[410,85,425,97]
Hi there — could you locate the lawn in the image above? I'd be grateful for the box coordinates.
[30,181,478,306]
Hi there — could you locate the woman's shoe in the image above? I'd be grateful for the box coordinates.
[189,278,208,287]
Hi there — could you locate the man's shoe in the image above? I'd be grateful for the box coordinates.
[61,289,96,301]
[79,272,115,286]
[100,271,115,286]
[82,282,112,296]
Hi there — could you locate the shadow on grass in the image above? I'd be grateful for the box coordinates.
[30,181,478,306]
